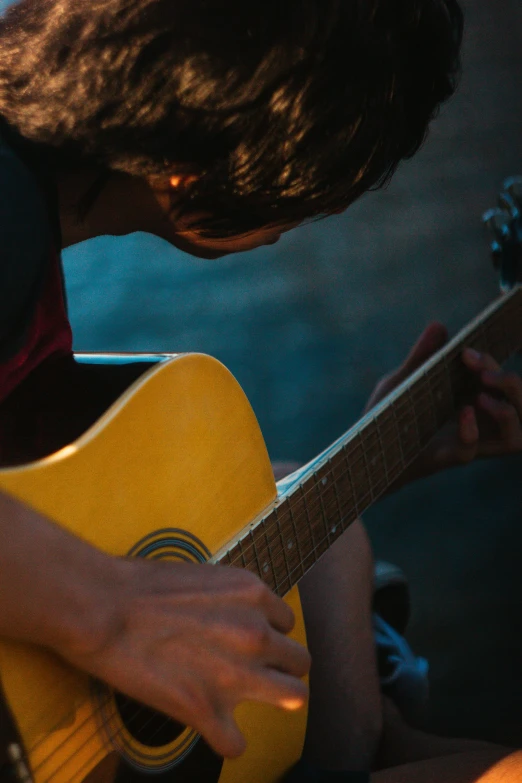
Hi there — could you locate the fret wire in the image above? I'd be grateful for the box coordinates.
[283,510,358,588]
[441,352,456,415]
[314,470,330,540]
[248,529,264,582]
[223,451,398,574]
[323,471,341,524]
[331,460,345,533]
[237,537,248,569]
[273,505,291,594]
[287,497,305,582]
[390,398,407,469]
[406,385,422,451]
[300,482,319,570]
[374,416,390,487]
[342,445,360,517]
[222,305,522,573]
[358,432,375,505]
[260,517,279,591]
[425,369,441,431]
[314,468,333,549]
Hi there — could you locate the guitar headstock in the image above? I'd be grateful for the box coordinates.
[483,176,522,292]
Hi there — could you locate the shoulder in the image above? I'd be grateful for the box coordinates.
[0,131,51,269]
[0,130,52,353]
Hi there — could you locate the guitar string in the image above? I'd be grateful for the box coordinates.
[221,384,457,573]
[26,368,447,749]
[30,444,383,782]
[30,441,421,783]
[26,322,514,775]
[221,329,518,576]
[27,378,436,754]
[28,362,512,783]
[39,500,360,783]
[27,309,522,779]
[27,375,460,773]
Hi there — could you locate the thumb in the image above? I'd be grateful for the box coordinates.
[393,322,448,383]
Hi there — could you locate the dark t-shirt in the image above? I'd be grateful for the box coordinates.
[0,117,72,404]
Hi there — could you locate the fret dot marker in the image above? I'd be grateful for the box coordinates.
[331,525,337,534]
[263,563,269,573]
[287,540,294,550]
[321,476,328,486]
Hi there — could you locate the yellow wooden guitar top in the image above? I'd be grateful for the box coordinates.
[0,353,308,783]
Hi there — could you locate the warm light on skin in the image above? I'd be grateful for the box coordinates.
[56,166,301,255]
[150,173,300,259]
[474,751,522,781]
[169,223,292,259]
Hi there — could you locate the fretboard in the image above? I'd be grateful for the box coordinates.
[216,286,522,597]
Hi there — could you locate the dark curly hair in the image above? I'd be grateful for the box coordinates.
[0,0,463,236]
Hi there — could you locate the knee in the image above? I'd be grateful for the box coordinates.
[343,517,375,575]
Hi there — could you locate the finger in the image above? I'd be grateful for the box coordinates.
[199,707,247,758]
[262,591,296,635]
[462,348,501,373]
[242,667,309,712]
[396,322,448,381]
[477,393,522,450]
[459,405,479,447]
[429,413,478,467]
[264,632,311,678]
[481,370,522,418]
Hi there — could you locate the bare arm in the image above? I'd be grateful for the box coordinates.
[0,489,310,757]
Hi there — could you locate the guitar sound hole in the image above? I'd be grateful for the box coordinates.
[114,693,186,747]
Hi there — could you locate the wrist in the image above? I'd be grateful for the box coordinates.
[0,489,129,659]
[52,552,131,663]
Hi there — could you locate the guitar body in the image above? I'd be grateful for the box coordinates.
[0,353,307,783]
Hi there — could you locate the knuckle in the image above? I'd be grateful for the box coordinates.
[243,622,271,654]
[244,577,272,607]
[173,683,213,726]
[215,664,240,692]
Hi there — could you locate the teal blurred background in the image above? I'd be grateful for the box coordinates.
[3,0,522,745]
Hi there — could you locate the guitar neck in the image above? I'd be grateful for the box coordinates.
[216,286,522,596]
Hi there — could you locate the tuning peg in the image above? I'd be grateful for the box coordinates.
[503,176,522,213]
[482,207,511,268]
[482,201,522,291]
[498,178,522,221]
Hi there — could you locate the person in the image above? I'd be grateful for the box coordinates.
[0,0,522,780]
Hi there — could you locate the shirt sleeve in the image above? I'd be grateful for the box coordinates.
[0,137,52,361]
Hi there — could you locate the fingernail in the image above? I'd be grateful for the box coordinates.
[464,348,482,361]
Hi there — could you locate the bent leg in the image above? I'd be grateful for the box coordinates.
[376,697,507,769]
[299,518,382,772]
[372,749,521,783]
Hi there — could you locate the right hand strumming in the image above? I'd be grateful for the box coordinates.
[62,558,311,759]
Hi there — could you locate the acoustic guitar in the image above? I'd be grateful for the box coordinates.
[0,181,521,783]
